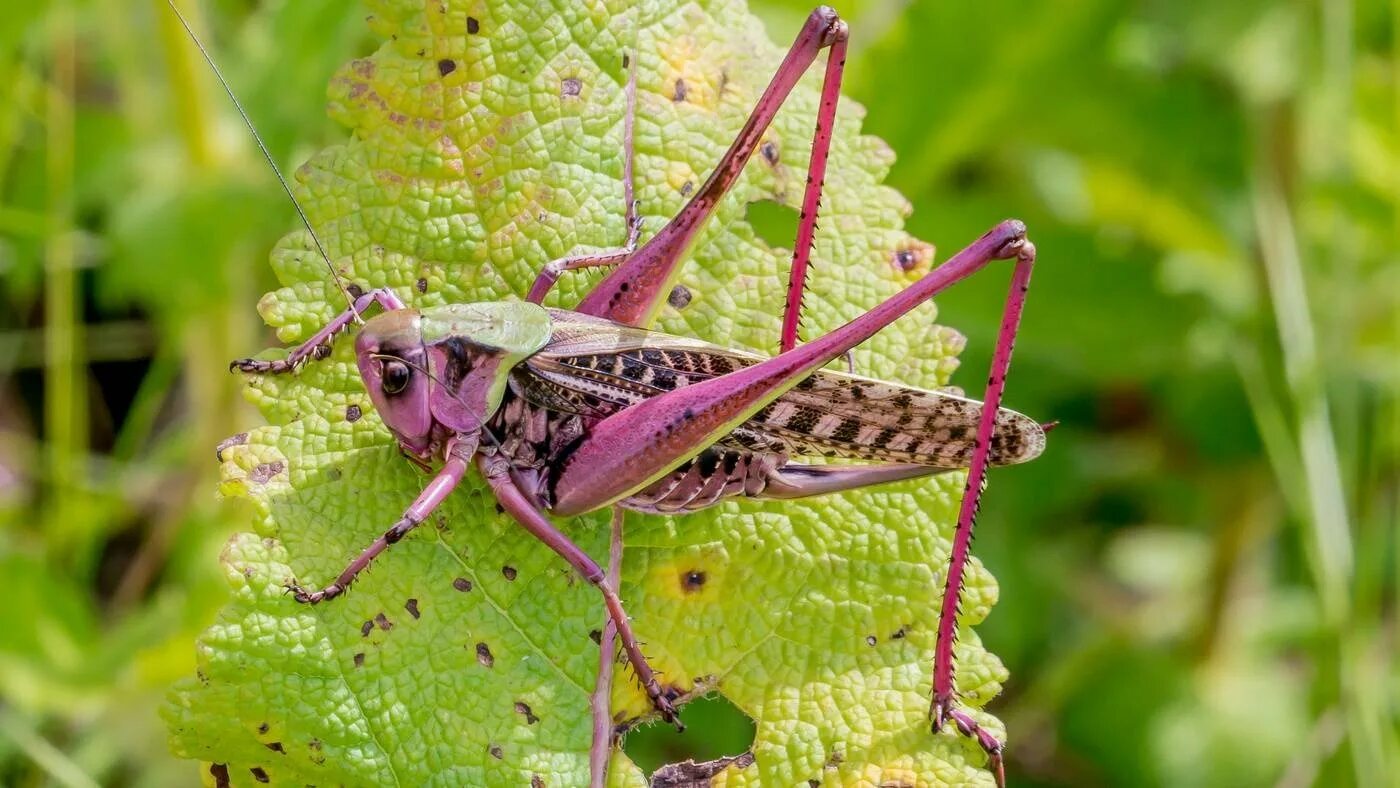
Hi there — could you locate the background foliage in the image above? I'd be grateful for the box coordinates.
[0,0,1396,786]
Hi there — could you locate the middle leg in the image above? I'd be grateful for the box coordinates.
[287,434,472,604]
[478,453,681,729]
[588,507,625,788]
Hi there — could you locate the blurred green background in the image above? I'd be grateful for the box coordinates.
[1,0,1395,785]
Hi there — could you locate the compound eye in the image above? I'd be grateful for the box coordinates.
[381,359,412,395]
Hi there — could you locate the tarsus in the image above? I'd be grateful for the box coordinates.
[163,0,361,321]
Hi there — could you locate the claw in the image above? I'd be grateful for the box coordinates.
[930,694,948,732]
[658,696,684,732]
[230,356,294,375]
[230,343,332,375]
[638,677,685,731]
[285,579,338,605]
[931,694,1005,787]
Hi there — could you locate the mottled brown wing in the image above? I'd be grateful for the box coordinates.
[515,309,1045,467]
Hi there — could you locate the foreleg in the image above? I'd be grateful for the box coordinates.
[231,288,404,375]
[287,434,470,603]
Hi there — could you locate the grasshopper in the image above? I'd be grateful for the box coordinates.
[177,3,1044,785]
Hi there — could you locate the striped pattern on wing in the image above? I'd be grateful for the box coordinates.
[515,309,1045,468]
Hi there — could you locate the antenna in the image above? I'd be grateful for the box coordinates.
[164,0,361,321]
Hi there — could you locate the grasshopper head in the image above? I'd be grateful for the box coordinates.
[355,308,436,457]
[355,302,553,459]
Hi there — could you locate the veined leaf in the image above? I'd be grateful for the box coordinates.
[164,1,1006,784]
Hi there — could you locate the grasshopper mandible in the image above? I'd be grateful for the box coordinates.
[178,3,1044,785]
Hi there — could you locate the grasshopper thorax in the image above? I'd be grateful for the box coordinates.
[355,301,552,458]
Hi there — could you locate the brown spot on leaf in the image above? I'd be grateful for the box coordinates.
[361,620,374,637]
[210,763,230,788]
[467,16,480,34]
[681,570,706,592]
[265,741,285,754]
[437,59,456,77]
[865,635,877,646]
[452,576,473,592]
[353,652,365,668]
[214,433,247,462]
[589,629,602,644]
[514,701,539,724]
[672,78,688,102]
[761,141,779,165]
[249,461,284,484]
[531,776,545,788]
[667,285,692,310]
[561,77,582,97]
[345,404,362,422]
[250,767,270,783]
[416,277,428,293]
[891,627,906,639]
[257,722,269,735]
[891,239,934,274]
[374,612,393,631]
[502,565,517,581]
[405,598,420,619]
[680,180,694,196]
[488,744,503,760]
[476,642,494,667]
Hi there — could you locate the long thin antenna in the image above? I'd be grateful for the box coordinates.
[163,0,361,320]
[622,44,636,227]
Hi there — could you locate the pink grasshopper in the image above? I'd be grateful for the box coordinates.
[186,4,1043,784]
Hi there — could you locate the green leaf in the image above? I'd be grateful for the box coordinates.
[165,0,1006,784]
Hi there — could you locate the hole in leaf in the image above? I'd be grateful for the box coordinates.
[744,199,799,251]
[623,693,755,776]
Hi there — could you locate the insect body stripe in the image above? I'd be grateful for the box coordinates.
[523,317,1045,469]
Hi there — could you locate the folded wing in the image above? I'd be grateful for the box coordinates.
[514,309,1044,468]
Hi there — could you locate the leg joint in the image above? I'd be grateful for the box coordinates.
[810,7,847,46]
[385,515,419,543]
